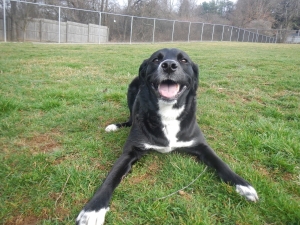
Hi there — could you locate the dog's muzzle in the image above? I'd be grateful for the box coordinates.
[151,60,187,101]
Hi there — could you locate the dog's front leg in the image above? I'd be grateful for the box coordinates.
[183,143,258,202]
[76,147,145,225]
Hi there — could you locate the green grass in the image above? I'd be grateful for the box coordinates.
[0,42,299,225]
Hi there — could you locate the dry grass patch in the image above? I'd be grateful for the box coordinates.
[15,129,62,154]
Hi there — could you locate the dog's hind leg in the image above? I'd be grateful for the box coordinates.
[76,147,145,225]
[182,143,258,202]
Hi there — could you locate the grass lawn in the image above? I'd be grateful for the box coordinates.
[0,42,299,225]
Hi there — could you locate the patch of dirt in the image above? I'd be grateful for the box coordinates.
[52,152,81,165]
[254,164,296,182]
[54,206,70,221]
[126,157,162,185]
[257,166,270,177]
[178,190,193,200]
[16,129,62,154]
[4,206,71,225]
[4,215,40,225]
[282,172,294,181]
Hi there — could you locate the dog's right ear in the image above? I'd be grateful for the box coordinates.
[192,62,199,92]
[138,59,149,82]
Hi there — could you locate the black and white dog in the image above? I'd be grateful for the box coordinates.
[76,48,258,225]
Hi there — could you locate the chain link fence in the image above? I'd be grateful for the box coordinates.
[1,0,299,44]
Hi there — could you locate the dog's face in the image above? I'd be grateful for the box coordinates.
[139,48,199,102]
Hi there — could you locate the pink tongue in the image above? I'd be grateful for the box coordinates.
[158,83,179,98]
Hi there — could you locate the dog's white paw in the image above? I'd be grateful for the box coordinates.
[76,208,109,225]
[105,124,118,132]
[236,185,259,202]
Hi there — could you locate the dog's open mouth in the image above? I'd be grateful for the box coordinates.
[153,80,187,101]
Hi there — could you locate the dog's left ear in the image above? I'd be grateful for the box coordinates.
[138,59,149,82]
[192,62,199,92]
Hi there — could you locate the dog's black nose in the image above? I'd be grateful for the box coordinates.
[161,60,178,73]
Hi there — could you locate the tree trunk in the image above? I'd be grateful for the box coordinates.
[11,1,17,41]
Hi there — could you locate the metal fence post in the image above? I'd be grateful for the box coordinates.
[211,24,215,41]
[242,29,245,42]
[230,26,233,41]
[201,23,204,41]
[98,12,101,44]
[221,25,224,41]
[129,16,133,44]
[172,20,175,42]
[188,22,191,42]
[3,0,6,42]
[256,29,258,42]
[152,19,155,43]
[237,28,240,41]
[248,30,250,42]
[58,6,61,43]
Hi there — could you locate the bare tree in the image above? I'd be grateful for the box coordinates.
[231,0,299,29]
[11,0,17,41]
[194,1,234,24]
[178,0,192,19]
[231,0,274,28]
[6,0,42,41]
[272,0,300,29]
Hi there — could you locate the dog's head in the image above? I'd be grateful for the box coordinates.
[139,48,199,103]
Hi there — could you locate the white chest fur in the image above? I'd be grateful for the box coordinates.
[143,100,194,153]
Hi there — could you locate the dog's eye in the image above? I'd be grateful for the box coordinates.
[180,58,188,63]
[152,58,159,63]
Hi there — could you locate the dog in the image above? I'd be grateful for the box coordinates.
[76,48,258,225]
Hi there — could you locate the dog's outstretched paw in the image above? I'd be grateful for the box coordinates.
[76,208,109,225]
[105,124,118,132]
[236,185,259,202]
